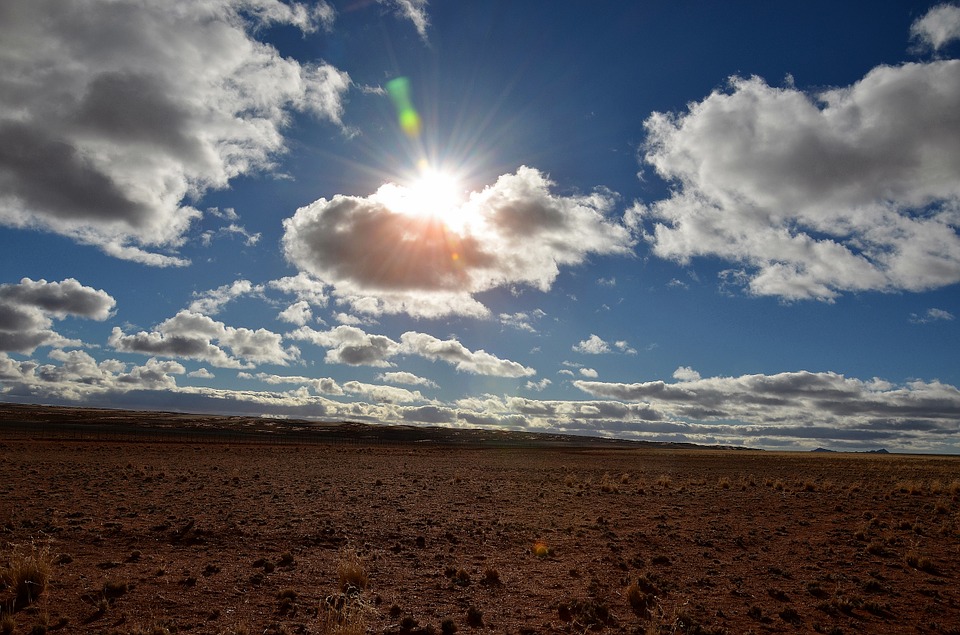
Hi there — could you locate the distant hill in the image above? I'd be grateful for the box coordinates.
[0,402,756,451]
[811,446,890,454]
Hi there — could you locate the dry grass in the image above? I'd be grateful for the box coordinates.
[0,541,53,607]
[336,549,368,592]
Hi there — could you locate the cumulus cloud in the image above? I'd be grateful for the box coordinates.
[573,334,610,354]
[290,325,536,377]
[579,368,598,378]
[910,307,956,324]
[911,3,960,51]
[574,371,960,447]
[282,166,634,318]
[187,368,215,379]
[500,310,545,333]
[399,332,536,377]
[278,301,313,326]
[188,280,262,315]
[109,311,298,368]
[288,325,401,367]
[377,371,439,388]
[1,350,185,401]
[673,366,701,382]
[614,340,637,355]
[0,0,350,264]
[247,371,344,395]
[635,58,960,301]
[525,378,552,392]
[0,278,115,353]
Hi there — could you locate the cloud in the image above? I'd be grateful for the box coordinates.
[910,307,956,324]
[399,332,536,377]
[635,59,960,301]
[0,278,115,353]
[573,371,960,446]
[0,0,349,264]
[288,325,401,367]
[269,273,329,307]
[379,0,430,40]
[579,368,599,378]
[187,368,215,379]
[525,378,552,392]
[499,311,544,333]
[247,371,344,396]
[282,166,634,318]
[377,371,439,389]
[573,334,610,354]
[278,301,313,326]
[614,340,637,355]
[291,326,536,377]
[1,350,185,400]
[188,280,262,315]
[673,366,701,382]
[911,3,960,51]
[109,311,298,368]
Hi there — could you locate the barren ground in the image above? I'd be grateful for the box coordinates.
[1,422,959,634]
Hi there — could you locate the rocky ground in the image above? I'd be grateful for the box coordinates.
[1,414,959,634]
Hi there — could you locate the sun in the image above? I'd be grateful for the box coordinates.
[375,164,465,222]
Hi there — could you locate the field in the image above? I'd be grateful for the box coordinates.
[1,416,959,634]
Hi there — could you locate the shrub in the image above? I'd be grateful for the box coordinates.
[1,542,53,607]
[337,549,368,592]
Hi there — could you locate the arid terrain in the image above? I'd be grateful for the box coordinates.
[1,406,959,634]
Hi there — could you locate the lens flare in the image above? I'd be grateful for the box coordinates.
[386,77,422,138]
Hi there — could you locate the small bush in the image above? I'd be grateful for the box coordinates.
[1,542,53,606]
[337,549,368,592]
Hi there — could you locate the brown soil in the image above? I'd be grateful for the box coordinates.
[1,416,959,634]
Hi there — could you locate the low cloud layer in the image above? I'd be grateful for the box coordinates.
[110,311,298,369]
[283,167,634,318]
[0,278,115,353]
[635,55,960,301]
[0,0,349,264]
[289,325,536,377]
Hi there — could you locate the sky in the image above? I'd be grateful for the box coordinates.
[2,0,960,453]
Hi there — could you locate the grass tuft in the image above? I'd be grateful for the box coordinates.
[1,542,53,607]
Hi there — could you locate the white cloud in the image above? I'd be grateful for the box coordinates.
[341,380,426,404]
[0,0,349,264]
[635,59,960,301]
[399,332,536,377]
[499,311,543,333]
[187,368,215,379]
[911,3,960,51]
[291,325,536,377]
[188,280,262,315]
[379,0,430,40]
[579,367,599,378]
[573,334,610,354]
[377,371,439,389]
[1,350,185,400]
[0,278,115,353]
[614,340,637,355]
[673,366,701,382]
[558,369,575,377]
[109,310,298,368]
[269,273,329,306]
[282,166,634,318]
[573,371,960,446]
[910,307,956,324]
[248,371,344,396]
[525,378,552,392]
[288,325,401,367]
[278,301,313,326]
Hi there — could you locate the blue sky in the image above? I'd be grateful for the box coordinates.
[2,0,959,452]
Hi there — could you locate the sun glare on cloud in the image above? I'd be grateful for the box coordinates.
[374,163,466,225]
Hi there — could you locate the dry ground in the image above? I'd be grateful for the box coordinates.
[1,438,959,634]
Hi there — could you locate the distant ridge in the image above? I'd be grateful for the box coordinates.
[811,447,890,454]
[0,402,757,451]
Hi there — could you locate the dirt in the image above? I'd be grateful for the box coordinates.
[1,428,959,634]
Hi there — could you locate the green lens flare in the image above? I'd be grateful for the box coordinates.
[386,76,422,138]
